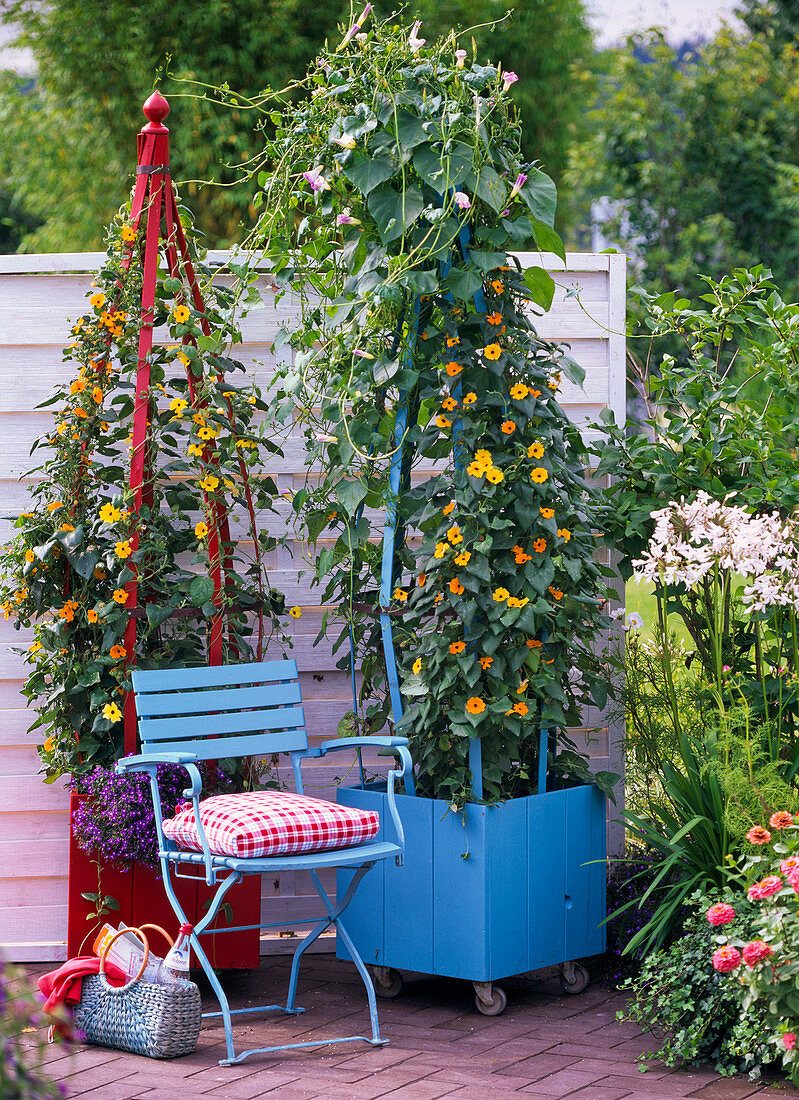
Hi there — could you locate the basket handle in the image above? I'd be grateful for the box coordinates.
[137,923,174,951]
[99,926,150,992]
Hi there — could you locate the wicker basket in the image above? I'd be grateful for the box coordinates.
[73,924,201,1059]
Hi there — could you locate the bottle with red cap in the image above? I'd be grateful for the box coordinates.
[162,923,193,982]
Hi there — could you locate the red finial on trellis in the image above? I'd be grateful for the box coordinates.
[142,90,170,132]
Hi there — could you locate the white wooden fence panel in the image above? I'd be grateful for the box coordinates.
[0,250,625,960]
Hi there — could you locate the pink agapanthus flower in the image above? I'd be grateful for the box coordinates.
[303,166,330,192]
[455,48,467,69]
[784,1033,797,1051]
[747,875,783,901]
[706,902,736,927]
[712,945,742,973]
[508,172,527,200]
[742,940,773,968]
[502,71,519,92]
[453,191,471,210]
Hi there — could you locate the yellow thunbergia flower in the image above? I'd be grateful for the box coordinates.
[447,525,463,545]
[24,549,35,563]
[393,588,409,602]
[103,702,123,722]
[443,502,456,516]
[485,467,504,485]
[172,304,190,324]
[412,657,422,675]
[99,503,121,524]
[475,449,492,464]
[198,425,218,441]
[195,521,209,539]
[454,551,471,566]
[434,541,448,558]
[289,606,303,619]
[121,225,137,242]
[492,587,510,602]
[558,528,571,542]
[29,640,42,654]
[467,462,484,478]
[90,292,105,309]
[540,506,555,519]
[115,540,132,559]
[483,344,502,361]
[463,392,477,405]
[199,475,220,492]
[442,396,458,412]
[527,442,545,459]
[435,415,452,429]
[530,467,549,484]
[70,378,86,395]
[510,384,529,400]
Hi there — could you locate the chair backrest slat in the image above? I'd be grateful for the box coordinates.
[135,681,302,717]
[133,659,309,758]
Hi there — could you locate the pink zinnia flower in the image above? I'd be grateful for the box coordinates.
[787,867,799,893]
[746,825,772,845]
[453,191,471,210]
[712,945,742,973]
[455,48,467,69]
[742,940,773,968]
[770,811,795,830]
[303,166,330,192]
[508,172,527,200]
[706,902,736,927]
[747,875,783,900]
[781,856,799,875]
[784,1033,797,1051]
[502,71,519,92]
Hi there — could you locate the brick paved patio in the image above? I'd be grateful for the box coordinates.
[24,956,799,1099]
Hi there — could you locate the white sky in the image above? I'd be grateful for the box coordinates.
[590,0,742,46]
[0,1,745,72]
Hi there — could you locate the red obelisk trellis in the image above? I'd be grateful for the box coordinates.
[118,91,261,753]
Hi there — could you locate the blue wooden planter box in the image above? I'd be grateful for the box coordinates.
[336,783,606,982]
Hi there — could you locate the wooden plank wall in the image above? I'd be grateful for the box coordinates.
[0,250,626,961]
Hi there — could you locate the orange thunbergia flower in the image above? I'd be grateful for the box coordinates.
[530,467,549,484]
[434,593,444,604]
[446,336,460,347]
[526,638,543,649]
[479,656,493,669]
[512,702,530,716]
[393,588,409,602]
[449,641,466,654]
[548,586,564,600]
[493,587,510,602]
[445,362,463,377]
[435,415,452,429]
[443,501,456,516]
[70,379,86,394]
[466,697,486,714]
[59,523,75,532]
[490,280,504,294]
[510,384,529,400]
[94,566,106,580]
[483,344,502,361]
[434,541,448,558]
[24,549,35,563]
[548,373,561,391]
[515,550,532,564]
[463,392,477,405]
[540,507,555,518]
[87,609,98,623]
[92,386,103,404]
[558,528,571,542]
[74,408,88,419]
[447,525,463,544]
[449,577,465,595]
[112,589,128,605]
[442,396,458,412]
[485,467,504,485]
[486,311,503,324]
[532,538,547,553]
[501,420,516,435]
[454,551,471,566]
[507,596,529,608]
[121,225,137,242]
[110,644,127,660]
[413,657,423,674]
[467,462,484,478]
[115,540,133,559]
[530,389,542,398]
[418,573,426,587]
[527,442,544,458]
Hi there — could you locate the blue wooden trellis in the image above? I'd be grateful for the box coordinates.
[347,221,551,802]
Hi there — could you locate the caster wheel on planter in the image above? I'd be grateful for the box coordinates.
[370,966,404,999]
[559,962,590,995]
[473,982,507,1016]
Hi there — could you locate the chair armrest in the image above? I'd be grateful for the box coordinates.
[316,737,415,867]
[115,754,216,884]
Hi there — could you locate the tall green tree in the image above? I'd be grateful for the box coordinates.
[567,28,799,301]
[0,0,595,252]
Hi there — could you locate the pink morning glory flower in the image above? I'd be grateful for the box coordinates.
[409,20,426,52]
[453,191,471,210]
[342,3,372,45]
[455,49,467,69]
[337,209,361,226]
[332,134,356,150]
[303,166,331,192]
[508,172,527,200]
[502,71,519,92]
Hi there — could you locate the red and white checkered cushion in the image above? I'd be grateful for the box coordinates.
[162,790,380,859]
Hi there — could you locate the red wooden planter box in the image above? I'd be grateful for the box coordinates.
[67,792,260,968]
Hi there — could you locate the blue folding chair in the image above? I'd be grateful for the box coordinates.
[116,658,413,1066]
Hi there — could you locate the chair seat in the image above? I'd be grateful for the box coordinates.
[163,839,400,872]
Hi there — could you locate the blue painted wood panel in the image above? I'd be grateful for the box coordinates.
[335,786,385,965]
[565,784,607,960]
[526,790,567,971]
[487,797,529,978]
[433,803,489,980]
[384,793,434,974]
